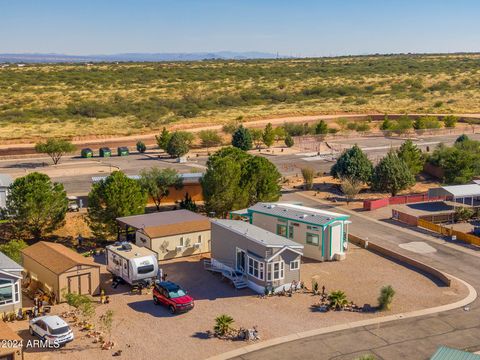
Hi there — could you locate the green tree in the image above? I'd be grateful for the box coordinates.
[378,285,395,311]
[397,140,424,176]
[380,116,393,130]
[315,120,328,135]
[213,314,234,336]
[242,156,281,205]
[201,147,280,217]
[355,121,370,133]
[301,167,315,190]
[262,123,275,147]
[6,173,68,240]
[155,127,172,150]
[231,125,252,151]
[139,168,183,210]
[166,131,191,158]
[331,145,373,184]
[328,290,348,310]
[284,134,294,148]
[273,126,286,142]
[179,192,198,212]
[443,115,458,128]
[136,141,146,153]
[0,240,28,263]
[250,128,264,149]
[198,130,222,152]
[392,115,413,135]
[87,171,146,239]
[455,134,469,144]
[35,138,75,165]
[454,206,474,222]
[371,151,415,196]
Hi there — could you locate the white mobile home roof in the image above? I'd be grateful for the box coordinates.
[247,202,349,226]
[429,184,480,198]
[213,219,303,249]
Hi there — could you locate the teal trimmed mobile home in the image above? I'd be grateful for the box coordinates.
[231,202,351,262]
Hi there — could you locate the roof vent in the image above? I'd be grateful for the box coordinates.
[301,214,308,219]
[121,243,132,251]
[267,204,276,209]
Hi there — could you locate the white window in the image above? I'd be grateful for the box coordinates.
[247,257,264,280]
[290,260,300,270]
[267,261,284,281]
[0,278,19,305]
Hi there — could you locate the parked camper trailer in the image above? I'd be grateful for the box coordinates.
[106,242,158,286]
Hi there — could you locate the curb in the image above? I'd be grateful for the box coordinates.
[207,274,476,360]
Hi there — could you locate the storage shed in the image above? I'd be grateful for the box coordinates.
[21,242,101,303]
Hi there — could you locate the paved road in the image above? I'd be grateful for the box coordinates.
[234,192,480,360]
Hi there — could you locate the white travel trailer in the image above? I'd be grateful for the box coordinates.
[106,242,158,286]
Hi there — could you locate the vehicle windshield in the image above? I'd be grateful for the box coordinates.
[138,264,154,274]
[48,325,70,335]
[168,288,186,298]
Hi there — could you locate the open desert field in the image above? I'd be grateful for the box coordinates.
[2,54,480,141]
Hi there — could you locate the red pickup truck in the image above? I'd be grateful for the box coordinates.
[153,281,194,314]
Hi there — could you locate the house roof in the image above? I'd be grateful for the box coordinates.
[0,251,23,271]
[213,219,304,249]
[247,202,349,226]
[21,242,100,275]
[430,184,480,198]
[92,172,203,184]
[0,174,13,187]
[118,210,211,238]
[430,346,480,360]
[0,323,22,342]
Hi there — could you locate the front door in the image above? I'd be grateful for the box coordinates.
[236,248,246,273]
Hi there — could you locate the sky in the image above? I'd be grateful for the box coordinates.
[0,0,479,57]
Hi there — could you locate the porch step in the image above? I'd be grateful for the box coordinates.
[232,280,248,289]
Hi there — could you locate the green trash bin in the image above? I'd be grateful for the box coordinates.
[81,148,93,158]
[117,146,129,156]
[99,147,111,157]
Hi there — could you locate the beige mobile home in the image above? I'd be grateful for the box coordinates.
[117,210,211,261]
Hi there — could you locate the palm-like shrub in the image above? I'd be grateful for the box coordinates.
[214,314,235,336]
[378,285,395,311]
[328,290,348,310]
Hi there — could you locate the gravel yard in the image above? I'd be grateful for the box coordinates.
[9,245,467,360]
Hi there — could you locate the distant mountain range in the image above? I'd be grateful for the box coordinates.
[0,51,283,63]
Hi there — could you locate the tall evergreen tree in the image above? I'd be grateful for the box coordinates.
[262,123,275,147]
[397,140,424,176]
[331,145,373,183]
[231,125,253,151]
[371,151,415,196]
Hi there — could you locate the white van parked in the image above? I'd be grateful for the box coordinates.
[106,242,158,286]
[29,315,74,345]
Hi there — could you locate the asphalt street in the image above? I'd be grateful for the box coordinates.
[233,192,480,360]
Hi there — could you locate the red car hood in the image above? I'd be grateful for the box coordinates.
[172,295,194,305]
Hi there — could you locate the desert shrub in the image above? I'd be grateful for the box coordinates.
[378,285,395,311]
[301,167,315,190]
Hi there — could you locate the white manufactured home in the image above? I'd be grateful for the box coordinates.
[231,202,351,261]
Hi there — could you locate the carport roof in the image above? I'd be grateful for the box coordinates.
[117,210,211,238]
[21,241,100,275]
[436,184,480,198]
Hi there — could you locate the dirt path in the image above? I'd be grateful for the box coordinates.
[1,112,479,156]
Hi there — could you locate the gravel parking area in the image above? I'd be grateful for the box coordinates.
[9,245,467,360]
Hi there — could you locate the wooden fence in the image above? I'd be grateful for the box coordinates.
[417,218,480,246]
